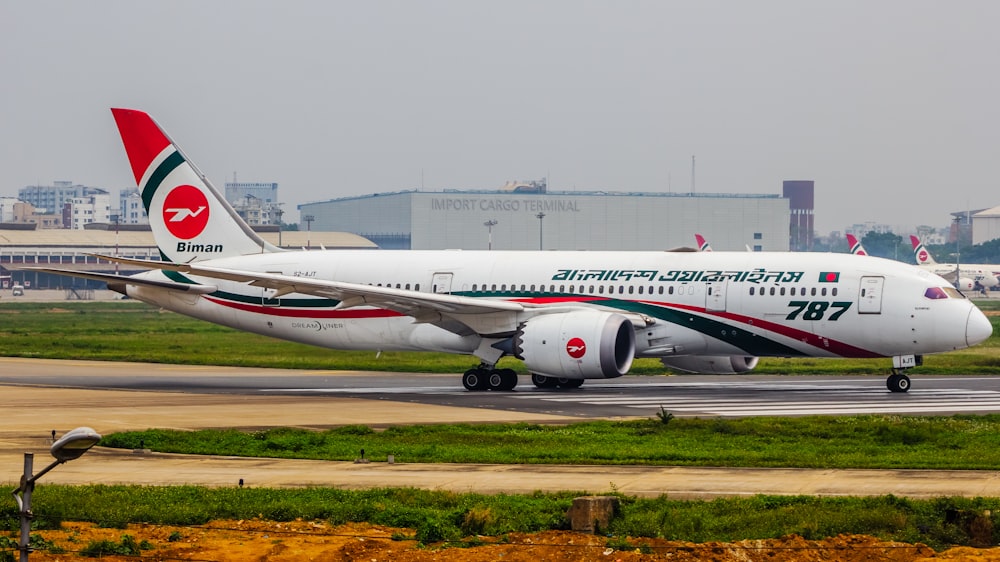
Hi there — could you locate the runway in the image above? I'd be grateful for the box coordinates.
[3,357,1000,498]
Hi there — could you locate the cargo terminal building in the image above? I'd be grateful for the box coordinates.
[298,186,802,252]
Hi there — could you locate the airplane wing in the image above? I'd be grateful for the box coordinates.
[85,255,528,337]
[11,267,217,294]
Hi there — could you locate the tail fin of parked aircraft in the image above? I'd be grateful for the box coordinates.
[111,108,280,262]
[694,234,712,252]
[845,234,868,256]
[909,235,937,265]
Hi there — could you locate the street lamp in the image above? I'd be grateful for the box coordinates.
[12,427,101,561]
[535,212,545,250]
[483,220,498,250]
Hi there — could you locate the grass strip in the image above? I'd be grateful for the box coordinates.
[1,486,997,550]
[102,414,1000,470]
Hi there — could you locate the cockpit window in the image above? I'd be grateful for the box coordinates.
[924,286,966,300]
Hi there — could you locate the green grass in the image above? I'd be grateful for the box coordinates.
[1,300,999,374]
[100,414,1000,470]
[1,486,998,550]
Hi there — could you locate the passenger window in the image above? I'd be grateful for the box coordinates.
[832,288,837,296]
[780,287,786,296]
[769,287,775,296]
[669,286,674,295]
[638,286,644,295]
[406,283,411,290]
[658,286,664,295]
[811,287,817,296]
[821,288,827,296]
[619,286,625,294]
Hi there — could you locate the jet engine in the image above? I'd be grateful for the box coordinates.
[660,355,759,375]
[514,311,635,379]
[956,277,976,292]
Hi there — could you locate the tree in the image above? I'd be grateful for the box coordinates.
[860,232,905,261]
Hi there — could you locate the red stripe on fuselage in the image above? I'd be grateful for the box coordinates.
[659,301,880,358]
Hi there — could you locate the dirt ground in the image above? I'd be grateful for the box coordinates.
[6,520,1000,562]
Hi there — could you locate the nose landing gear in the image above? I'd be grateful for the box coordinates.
[886,370,911,393]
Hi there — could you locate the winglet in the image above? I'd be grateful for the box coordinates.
[694,234,712,252]
[111,108,171,185]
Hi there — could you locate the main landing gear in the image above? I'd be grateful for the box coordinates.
[461,367,588,391]
[886,370,911,393]
[462,366,518,391]
[530,374,584,389]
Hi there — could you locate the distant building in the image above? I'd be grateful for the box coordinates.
[118,189,149,225]
[782,181,814,251]
[18,181,107,215]
[68,192,112,230]
[225,182,283,226]
[972,206,1000,245]
[299,187,791,251]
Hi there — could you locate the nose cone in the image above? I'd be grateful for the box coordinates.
[967,307,993,347]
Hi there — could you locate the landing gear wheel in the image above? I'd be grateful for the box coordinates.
[531,373,559,389]
[462,368,489,391]
[498,368,518,391]
[886,373,911,393]
[556,378,584,389]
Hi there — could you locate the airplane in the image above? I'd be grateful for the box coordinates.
[909,235,997,292]
[845,233,868,256]
[695,234,753,252]
[851,233,978,292]
[24,109,993,394]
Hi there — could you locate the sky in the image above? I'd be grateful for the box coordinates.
[2,1,999,234]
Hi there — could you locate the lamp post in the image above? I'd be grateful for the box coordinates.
[483,220,498,250]
[303,215,315,250]
[535,212,545,250]
[275,205,284,248]
[12,427,101,561]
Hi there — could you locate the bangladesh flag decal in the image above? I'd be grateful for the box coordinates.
[819,272,840,283]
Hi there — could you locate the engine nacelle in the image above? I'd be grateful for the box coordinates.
[957,277,975,292]
[514,311,635,379]
[660,355,759,375]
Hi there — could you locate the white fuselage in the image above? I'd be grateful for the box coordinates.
[126,249,989,362]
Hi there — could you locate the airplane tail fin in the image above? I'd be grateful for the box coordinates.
[111,108,280,262]
[694,234,713,252]
[910,235,936,265]
[846,234,868,256]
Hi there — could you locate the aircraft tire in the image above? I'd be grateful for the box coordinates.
[487,370,518,391]
[886,373,911,393]
[463,368,489,391]
[556,378,584,389]
[498,368,518,391]
[531,373,559,389]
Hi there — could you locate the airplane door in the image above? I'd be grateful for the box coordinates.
[858,276,884,314]
[705,281,727,312]
[431,272,454,294]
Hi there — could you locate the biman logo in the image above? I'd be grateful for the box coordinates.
[162,185,210,240]
[918,250,929,263]
[566,337,587,359]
